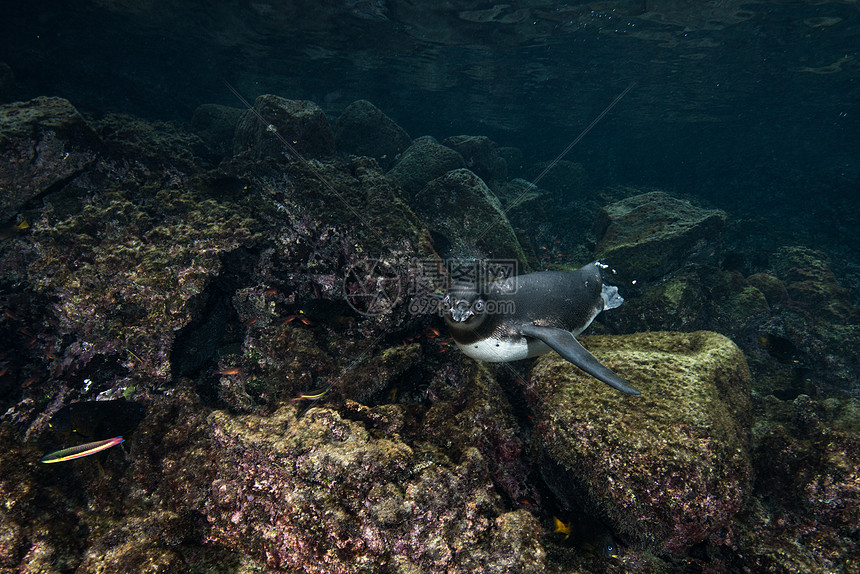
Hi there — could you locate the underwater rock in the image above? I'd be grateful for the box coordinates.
[441,134,507,184]
[742,395,860,571]
[386,135,465,196]
[411,167,528,266]
[490,178,547,268]
[234,94,336,160]
[770,245,858,324]
[717,284,771,329]
[421,358,536,507]
[76,541,187,574]
[0,62,15,103]
[801,430,860,530]
[334,99,411,170]
[93,112,210,171]
[595,191,726,283]
[24,168,258,386]
[753,395,860,531]
[612,274,709,333]
[497,146,525,178]
[339,343,423,403]
[746,272,789,307]
[191,103,245,158]
[139,399,546,574]
[531,331,751,553]
[0,425,87,572]
[737,247,860,395]
[0,96,100,220]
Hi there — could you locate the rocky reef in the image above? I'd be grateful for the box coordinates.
[134,386,546,574]
[595,190,727,284]
[532,331,752,554]
[0,91,857,573]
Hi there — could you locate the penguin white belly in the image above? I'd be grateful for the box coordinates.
[455,336,550,362]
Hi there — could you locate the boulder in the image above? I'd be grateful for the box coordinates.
[234,94,335,160]
[531,331,752,552]
[441,135,506,184]
[412,168,528,266]
[595,191,726,283]
[0,96,100,220]
[135,399,547,574]
[386,136,465,196]
[191,103,244,158]
[334,99,411,169]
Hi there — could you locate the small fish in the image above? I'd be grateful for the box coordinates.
[0,218,29,241]
[758,333,806,366]
[553,516,572,540]
[285,314,314,326]
[40,436,124,463]
[217,367,241,375]
[290,384,331,402]
[552,515,618,559]
[286,299,357,330]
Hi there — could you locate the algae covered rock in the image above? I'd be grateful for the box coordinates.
[191,102,245,158]
[753,395,860,532]
[234,94,336,160]
[441,134,506,184]
[0,96,100,220]
[139,400,546,574]
[334,99,411,169]
[770,245,858,324]
[411,167,528,266]
[386,135,465,195]
[595,191,726,283]
[744,246,860,395]
[531,331,752,553]
[613,274,708,333]
[94,112,211,171]
[76,542,186,574]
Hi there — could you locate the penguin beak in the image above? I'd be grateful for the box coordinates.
[450,301,473,322]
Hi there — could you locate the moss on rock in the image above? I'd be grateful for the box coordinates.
[595,191,726,284]
[0,97,100,220]
[335,100,411,170]
[386,136,465,196]
[137,398,547,574]
[411,168,528,267]
[531,331,751,553]
[234,94,336,160]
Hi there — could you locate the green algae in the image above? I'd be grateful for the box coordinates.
[28,176,260,383]
[595,191,726,282]
[532,331,751,553]
[412,167,529,268]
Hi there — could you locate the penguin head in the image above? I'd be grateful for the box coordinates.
[442,281,487,327]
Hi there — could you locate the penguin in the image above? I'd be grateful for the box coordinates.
[442,261,640,395]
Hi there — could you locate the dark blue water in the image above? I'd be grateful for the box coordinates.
[3,3,860,572]
[3,1,857,254]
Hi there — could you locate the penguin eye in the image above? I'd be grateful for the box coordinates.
[474,299,485,312]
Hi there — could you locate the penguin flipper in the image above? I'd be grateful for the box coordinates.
[520,325,641,395]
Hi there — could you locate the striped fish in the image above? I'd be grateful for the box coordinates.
[40,436,125,464]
